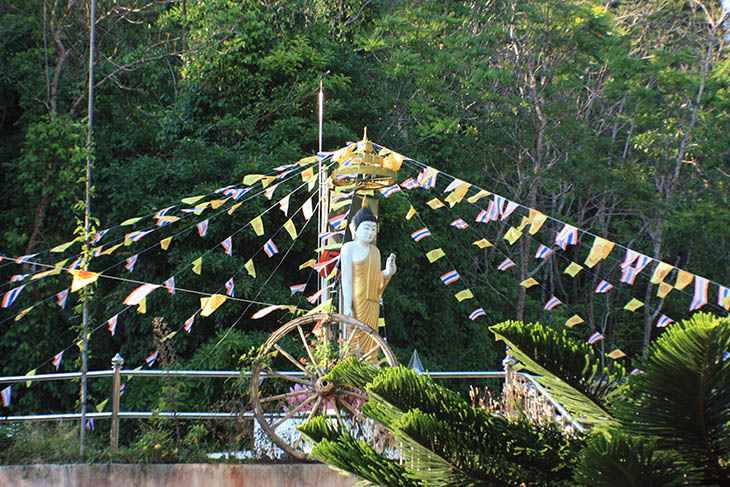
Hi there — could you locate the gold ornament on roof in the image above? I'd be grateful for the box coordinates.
[331,127,403,189]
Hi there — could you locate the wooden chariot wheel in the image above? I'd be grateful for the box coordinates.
[250,312,397,460]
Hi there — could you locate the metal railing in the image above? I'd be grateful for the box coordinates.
[0,355,583,451]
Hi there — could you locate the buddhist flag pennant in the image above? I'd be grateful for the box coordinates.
[263,239,279,258]
[278,194,290,217]
[520,277,539,288]
[221,237,233,256]
[587,331,605,344]
[440,270,460,286]
[411,228,432,242]
[250,216,264,237]
[467,189,490,203]
[264,183,279,200]
[426,248,445,263]
[154,206,174,219]
[544,297,562,311]
[555,224,578,250]
[252,304,292,319]
[565,315,584,328]
[14,253,38,264]
[475,209,490,224]
[224,277,235,297]
[52,351,63,371]
[497,258,515,271]
[401,178,420,190]
[303,197,314,221]
[564,262,583,277]
[504,227,522,245]
[674,270,694,290]
[472,238,493,249]
[329,212,349,230]
[184,314,196,333]
[426,198,445,210]
[228,202,243,215]
[1,386,11,407]
[380,184,401,198]
[164,277,176,295]
[125,254,138,272]
[689,276,709,311]
[92,229,109,244]
[290,283,306,294]
[624,298,644,312]
[200,294,228,317]
[620,266,638,285]
[108,315,118,336]
[282,219,298,241]
[454,289,474,302]
[656,314,674,328]
[528,210,547,235]
[469,308,487,320]
[192,256,202,275]
[501,201,519,220]
[451,218,469,229]
[657,282,673,299]
[650,262,673,284]
[620,249,640,269]
[585,237,614,268]
[70,270,100,292]
[56,289,70,309]
[718,286,730,310]
[197,219,209,237]
[306,289,325,304]
[535,245,553,259]
[145,350,159,367]
[595,280,614,293]
[244,259,256,278]
[406,205,417,220]
[123,283,160,305]
[607,349,626,360]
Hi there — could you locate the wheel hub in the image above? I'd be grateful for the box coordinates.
[315,377,336,396]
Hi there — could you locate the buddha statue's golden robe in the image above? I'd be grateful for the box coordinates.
[349,244,390,361]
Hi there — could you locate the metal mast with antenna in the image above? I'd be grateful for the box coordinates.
[317,79,330,306]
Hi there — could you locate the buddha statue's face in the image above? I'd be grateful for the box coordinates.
[354,221,377,244]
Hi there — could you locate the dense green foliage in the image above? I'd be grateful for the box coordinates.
[1,0,729,456]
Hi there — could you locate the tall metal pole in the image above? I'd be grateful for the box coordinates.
[110,354,124,452]
[81,0,96,459]
[318,80,330,305]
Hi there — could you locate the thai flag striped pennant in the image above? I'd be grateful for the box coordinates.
[290,283,307,295]
[440,270,460,286]
[497,259,515,271]
[535,245,553,259]
[225,278,235,297]
[469,308,486,321]
[380,185,401,198]
[410,228,432,242]
[450,218,469,229]
[595,280,614,293]
[656,315,674,328]
[587,332,604,344]
[145,351,159,368]
[544,297,562,311]
[263,239,279,258]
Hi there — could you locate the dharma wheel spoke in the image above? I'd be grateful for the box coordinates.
[271,393,319,431]
[273,343,309,374]
[258,388,314,404]
[262,369,311,387]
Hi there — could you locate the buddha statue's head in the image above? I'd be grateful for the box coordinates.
[351,207,378,244]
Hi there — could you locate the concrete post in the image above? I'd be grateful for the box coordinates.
[110,353,124,452]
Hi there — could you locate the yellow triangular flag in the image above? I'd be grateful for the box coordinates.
[284,219,297,240]
[426,198,445,210]
[453,182,471,201]
[504,227,522,245]
[565,315,584,328]
[54,259,69,269]
[192,257,202,275]
[299,259,316,270]
[454,289,474,302]
[331,199,352,211]
[624,298,643,312]
[25,369,36,387]
[31,267,62,280]
[564,262,583,277]
[250,216,264,237]
[657,282,673,299]
[15,306,33,321]
[121,216,144,226]
[160,237,172,250]
[674,270,693,290]
[297,155,318,165]
[137,296,147,314]
[51,240,76,253]
[200,294,228,317]
[426,248,445,263]
[300,167,315,184]
[228,202,242,214]
[325,268,338,281]
[516,216,530,232]
[528,210,547,235]
[210,198,229,209]
[467,189,490,203]
[243,174,265,186]
[156,215,180,224]
[406,205,416,220]
[161,331,177,342]
[520,277,539,288]
[378,317,386,329]
[96,398,109,412]
[195,201,211,210]
[261,176,276,189]
[585,237,615,268]
[607,349,626,360]
[472,238,493,249]
[70,270,100,292]
[124,235,132,246]
[181,195,205,204]
[650,262,673,284]
[306,298,333,316]
[245,259,256,278]
[102,243,124,255]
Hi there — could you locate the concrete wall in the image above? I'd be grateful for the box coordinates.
[0,463,358,487]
